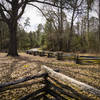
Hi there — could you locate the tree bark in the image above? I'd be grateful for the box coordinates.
[87,5,90,51]
[59,0,63,51]
[7,20,18,56]
[0,30,2,50]
[99,0,100,52]
[67,7,76,52]
[7,0,19,56]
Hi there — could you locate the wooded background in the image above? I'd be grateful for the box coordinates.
[0,0,100,54]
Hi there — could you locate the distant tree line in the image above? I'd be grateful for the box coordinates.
[0,0,100,55]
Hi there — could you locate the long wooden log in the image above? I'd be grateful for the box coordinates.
[31,93,44,100]
[48,76,89,98]
[47,80,78,99]
[41,65,100,97]
[0,80,44,92]
[43,95,51,100]
[47,78,92,100]
[46,89,67,100]
[20,87,45,100]
[0,73,46,89]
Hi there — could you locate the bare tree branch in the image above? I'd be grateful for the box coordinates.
[5,0,12,4]
[0,6,8,23]
[28,3,48,20]
[17,0,28,20]
[31,0,62,8]
[77,0,84,8]
[0,3,12,17]
[28,2,58,31]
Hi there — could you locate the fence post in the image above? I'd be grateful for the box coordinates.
[39,51,45,56]
[33,51,38,56]
[75,55,80,64]
[48,52,53,58]
[57,52,63,60]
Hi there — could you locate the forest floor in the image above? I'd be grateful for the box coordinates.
[0,52,100,100]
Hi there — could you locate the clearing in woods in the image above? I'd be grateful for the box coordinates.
[0,53,100,99]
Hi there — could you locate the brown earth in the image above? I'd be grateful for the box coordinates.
[0,53,100,100]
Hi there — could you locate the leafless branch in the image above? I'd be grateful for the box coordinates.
[0,3,12,17]
[0,6,8,23]
[17,0,28,20]
[30,0,62,8]
[5,0,12,4]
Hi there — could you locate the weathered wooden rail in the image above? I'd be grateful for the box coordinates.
[26,49,75,60]
[26,49,100,64]
[42,66,100,99]
[75,56,100,64]
[0,65,100,100]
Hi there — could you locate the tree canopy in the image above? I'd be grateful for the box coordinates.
[0,0,100,55]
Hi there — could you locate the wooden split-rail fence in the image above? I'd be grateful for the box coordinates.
[26,49,100,64]
[0,65,100,100]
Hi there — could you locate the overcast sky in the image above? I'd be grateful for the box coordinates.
[19,2,98,33]
[20,4,46,32]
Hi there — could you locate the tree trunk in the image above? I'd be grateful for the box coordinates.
[87,6,90,51]
[57,0,63,51]
[8,21,18,56]
[67,8,75,52]
[59,0,63,51]
[99,0,100,52]
[0,30,2,51]
[67,0,78,52]
[87,8,90,33]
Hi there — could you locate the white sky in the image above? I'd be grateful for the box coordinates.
[19,2,98,33]
[20,4,46,32]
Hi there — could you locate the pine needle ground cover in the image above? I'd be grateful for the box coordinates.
[0,53,100,100]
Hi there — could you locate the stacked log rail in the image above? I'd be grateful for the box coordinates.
[75,56,100,64]
[41,65,100,100]
[0,65,100,100]
[26,50,57,58]
[0,73,46,92]
[0,73,47,100]
[26,49,75,60]
[26,49,100,64]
